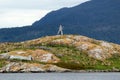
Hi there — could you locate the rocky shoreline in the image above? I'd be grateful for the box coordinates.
[1,70,120,73]
[0,62,120,73]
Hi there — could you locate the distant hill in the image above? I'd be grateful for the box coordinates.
[0,0,120,43]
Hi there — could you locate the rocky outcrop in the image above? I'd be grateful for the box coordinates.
[0,62,69,73]
[1,35,120,72]
[27,35,120,60]
[0,49,60,63]
[0,53,9,59]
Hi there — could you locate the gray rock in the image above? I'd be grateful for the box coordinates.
[45,65,70,72]
[0,62,69,73]
[0,53,10,59]
[21,67,45,72]
[9,55,32,61]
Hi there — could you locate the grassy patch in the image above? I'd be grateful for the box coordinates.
[45,44,120,70]
[105,54,120,69]
[45,44,98,70]
[55,61,95,70]
[0,59,7,68]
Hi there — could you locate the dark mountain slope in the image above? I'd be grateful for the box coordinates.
[32,0,120,43]
[0,26,43,42]
[0,0,120,43]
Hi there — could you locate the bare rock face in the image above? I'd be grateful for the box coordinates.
[31,49,60,63]
[0,49,60,63]
[0,62,44,72]
[36,35,120,60]
[88,47,107,60]
[0,53,9,59]
[0,62,69,73]
[9,55,32,61]
[100,41,113,48]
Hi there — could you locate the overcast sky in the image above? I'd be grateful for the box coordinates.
[0,0,89,28]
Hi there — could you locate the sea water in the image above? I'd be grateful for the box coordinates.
[0,73,119,80]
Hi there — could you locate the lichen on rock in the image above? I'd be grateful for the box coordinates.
[0,62,69,73]
[0,49,60,63]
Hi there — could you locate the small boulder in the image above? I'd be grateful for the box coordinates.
[9,55,32,61]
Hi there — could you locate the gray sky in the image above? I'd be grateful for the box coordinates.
[0,0,89,28]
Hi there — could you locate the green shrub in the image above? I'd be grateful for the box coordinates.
[55,61,94,70]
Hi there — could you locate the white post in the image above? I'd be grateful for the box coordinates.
[57,25,63,35]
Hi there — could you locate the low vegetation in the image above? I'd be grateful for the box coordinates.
[0,35,120,71]
[0,59,7,68]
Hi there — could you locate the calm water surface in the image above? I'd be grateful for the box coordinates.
[0,73,120,80]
